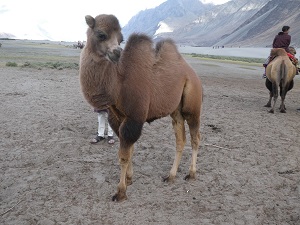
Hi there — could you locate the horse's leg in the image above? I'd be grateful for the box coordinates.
[112,118,143,202]
[269,82,278,113]
[163,109,186,182]
[185,117,200,180]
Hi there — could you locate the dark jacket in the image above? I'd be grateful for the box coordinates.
[272,33,291,53]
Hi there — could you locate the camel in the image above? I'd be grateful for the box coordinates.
[264,48,296,113]
[73,41,85,49]
[79,14,203,201]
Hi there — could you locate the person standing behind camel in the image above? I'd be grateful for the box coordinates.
[90,109,115,144]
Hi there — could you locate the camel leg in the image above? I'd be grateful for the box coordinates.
[108,107,123,137]
[163,110,186,182]
[280,99,286,113]
[185,118,200,180]
[279,86,287,113]
[108,109,134,184]
[112,145,131,202]
[264,78,272,107]
[264,91,272,108]
[281,80,294,111]
[112,118,143,201]
[269,83,278,113]
[126,145,134,186]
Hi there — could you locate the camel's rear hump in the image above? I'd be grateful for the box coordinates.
[155,39,182,64]
[120,34,155,74]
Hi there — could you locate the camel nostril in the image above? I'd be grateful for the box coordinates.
[107,48,122,63]
[113,47,122,58]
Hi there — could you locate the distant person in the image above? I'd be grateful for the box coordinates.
[262,26,296,78]
[90,109,115,144]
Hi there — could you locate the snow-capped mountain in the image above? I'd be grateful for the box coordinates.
[122,0,300,47]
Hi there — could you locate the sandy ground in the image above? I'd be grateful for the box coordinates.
[1,58,300,225]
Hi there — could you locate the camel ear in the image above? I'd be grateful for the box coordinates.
[85,15,95,28]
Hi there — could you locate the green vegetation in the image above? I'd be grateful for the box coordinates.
[188,53,265,64]
[6,62,18,67]
[0,39,80,70]
[21,61,79,70]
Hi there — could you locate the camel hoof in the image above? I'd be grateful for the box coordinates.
[280,109,286,113]
[268,109,274,114]
[162,175,174,183]
[112,192,127,202]
[264,104,271,108]
[184,174,196,181]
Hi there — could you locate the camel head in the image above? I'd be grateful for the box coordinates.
[85,14,123,62]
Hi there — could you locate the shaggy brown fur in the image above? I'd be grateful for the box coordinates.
[79,14,203,201]
[265,48,296,113]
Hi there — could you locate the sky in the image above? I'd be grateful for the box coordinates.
[0,0,230,41]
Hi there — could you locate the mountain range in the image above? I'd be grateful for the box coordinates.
[122,0,300,47]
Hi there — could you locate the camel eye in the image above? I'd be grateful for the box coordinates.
[119,34,124,44]
[96,31,107,41]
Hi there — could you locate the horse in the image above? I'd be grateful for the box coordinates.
[79,14,203,201]
[264,48,296,113]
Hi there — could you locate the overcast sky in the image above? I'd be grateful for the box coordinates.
[0,0,230,41]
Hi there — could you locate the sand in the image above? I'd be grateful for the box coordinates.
[1,57,300,225]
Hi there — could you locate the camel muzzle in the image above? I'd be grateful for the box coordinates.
[107,47,122,63]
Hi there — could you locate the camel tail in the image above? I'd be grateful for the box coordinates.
[280,60,287,84]
[280,60,286,79]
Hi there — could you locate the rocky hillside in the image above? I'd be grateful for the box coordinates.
[122,0,300,47]
[0,32,16,39]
